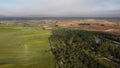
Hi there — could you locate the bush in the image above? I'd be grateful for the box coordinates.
[79,23,90,26]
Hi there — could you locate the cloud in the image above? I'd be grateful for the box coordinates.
[0,0,120,17]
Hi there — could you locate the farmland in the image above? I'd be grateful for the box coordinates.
[0,26,54,68]
[0,18,120,68]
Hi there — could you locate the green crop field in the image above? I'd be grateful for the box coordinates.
[0,26,55,68]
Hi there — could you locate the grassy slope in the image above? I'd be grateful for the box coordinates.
[0,26,55,68]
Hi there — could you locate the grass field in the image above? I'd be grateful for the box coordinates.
[0,26,55,68]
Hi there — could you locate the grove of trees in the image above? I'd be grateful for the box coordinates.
[49,29,120,68]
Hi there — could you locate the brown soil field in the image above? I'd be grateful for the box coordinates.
[55,19,120,35]
[1,19,120,35]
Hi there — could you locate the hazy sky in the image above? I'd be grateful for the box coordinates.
[0,0,120,17]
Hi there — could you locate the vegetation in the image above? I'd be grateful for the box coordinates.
[0,19,120,68]
[100,24,105,26]
[49,29,120,68]
[0,26,55,68]
[79,23,90,26]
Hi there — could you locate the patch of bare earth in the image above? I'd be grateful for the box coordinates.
[56,19,120,35]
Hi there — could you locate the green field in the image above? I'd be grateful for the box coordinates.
[0,26,55,68]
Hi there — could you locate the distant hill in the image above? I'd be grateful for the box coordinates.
[0,15,8,18]
[0,17,120,20]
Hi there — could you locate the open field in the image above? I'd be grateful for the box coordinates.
[0,26,54,68]
[55,19,120,35]
[1,19,120,35]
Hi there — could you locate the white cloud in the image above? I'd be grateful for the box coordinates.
[0,0,120,17]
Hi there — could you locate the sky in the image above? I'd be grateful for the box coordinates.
[0,0,120,17]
